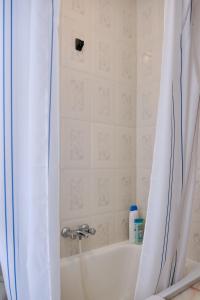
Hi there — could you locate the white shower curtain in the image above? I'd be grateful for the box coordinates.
[0,1,60,299]
[135,1,200,300]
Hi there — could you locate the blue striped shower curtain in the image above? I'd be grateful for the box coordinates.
[0,1,60,299]
[135,1,200,299]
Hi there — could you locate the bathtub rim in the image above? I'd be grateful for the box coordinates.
[60,240,141,265]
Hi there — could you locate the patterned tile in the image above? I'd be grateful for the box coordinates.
[92,78,115,124]
[61,118,91,169]
[62,0,92,21]
[94,38,115,79]
[94,0,116,38]
[116,83,136,127]
[92,124,116,168]
[116,126,135,168]
[60,170,91,220]
[61,68,91,121]
[137,126,155,169]
[91,169,116,214]
[114,211,129,243]
[116,169,135,211]
[90,214,115,249]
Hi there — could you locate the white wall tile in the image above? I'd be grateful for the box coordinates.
[91,170,116,214]
[137,126,155,169]
[94,38,114,79]
[92,124,116,168]
[92,78,115,124]
[116,83,136,127]
[137,87,159,127]
[94,0,117,39]
[62,0,93,24]
[114,211,129,242]
[116,169,135,211]
[90,214,115,249]
[116,127,135,168]
[117,0,136,41]
[117,42,136,82]
[61,118,91,168]
[60,170,91,220]
[61,68,91,121]
[137,0,154,44]
[61,236,79,258]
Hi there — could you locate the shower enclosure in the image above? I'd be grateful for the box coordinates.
[60,0,200,299]
[1,0,200,299]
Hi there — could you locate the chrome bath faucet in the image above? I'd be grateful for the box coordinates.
[61,224,96,240]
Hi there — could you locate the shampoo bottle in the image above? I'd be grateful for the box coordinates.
[129,204,138,243]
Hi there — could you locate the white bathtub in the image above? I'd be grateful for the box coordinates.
[61,241,200,300]
[61,242,141,300]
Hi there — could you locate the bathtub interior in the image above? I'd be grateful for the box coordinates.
[61,242,141,300]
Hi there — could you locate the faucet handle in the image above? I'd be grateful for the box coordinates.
[61,227,71,238]
[78,224,90,232]
[89,227,96,235]
[78,224,96,235]
[61,227,78,239]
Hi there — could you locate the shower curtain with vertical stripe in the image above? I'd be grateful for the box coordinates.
[135,1,200,300]
[0,1,60,299]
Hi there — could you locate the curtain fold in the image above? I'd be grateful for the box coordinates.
[135,0,200,299]
[0,1,60,299]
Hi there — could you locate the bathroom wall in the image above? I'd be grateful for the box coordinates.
[136,0,163,217]
[136,0,200,262]
[60,0,200,261]
[60,0,137,257]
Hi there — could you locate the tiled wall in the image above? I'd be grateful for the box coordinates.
[60,0,137,257]
[136,0,164,217]
[136,0,200,262]
[60,0,200,261]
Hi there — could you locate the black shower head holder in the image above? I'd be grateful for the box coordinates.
[75,38,84,51]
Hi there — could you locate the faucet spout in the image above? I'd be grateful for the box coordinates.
[76,230,89,240]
